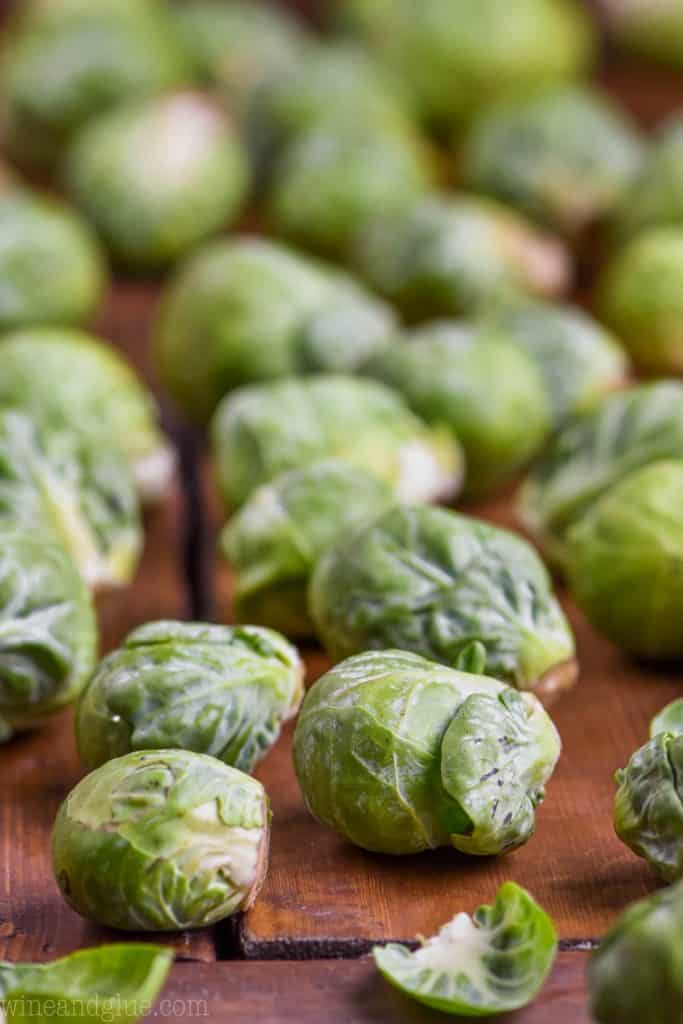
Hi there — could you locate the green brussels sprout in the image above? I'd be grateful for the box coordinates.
[76,620,303,772]
[211,376,463,509]
[0,531,96,743]
[374,883,557,1015]
[0,410,141,588]
[0,328,173,503]
[293,649,561,855]
[0,0,189,169]
[353,194,571,322]
[222,460,393,635]
[613,119,683,242]
[366,322,551,496]
[340,0,595,132]
[154,238,398,422]
[0,188,106,333]
[462,85,643,236]
[598,228,683,375]
[605,0,683,69]
[52,749,270,931]
[309,504,576,697]
[652,698,683,739]
[63,92,249,270]
[589,879,683,1024]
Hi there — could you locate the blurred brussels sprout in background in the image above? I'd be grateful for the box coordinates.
[0,532,96,744]
[211,376,463,510]
[374,883,557,1015]
[462,85,643,236]
[0,328,173,503]
[614,119,683,242]
[353,195,571,322]
[77,620,302,772]
[310,504,576,697]
[652,698,683,739]
[366,322,550,496]
[154,238,398,422]
[589,879,683,1023]
[598,228,683,374]
[52,749,270,931]
[63,92,248,270]
[293,649,561,855]
[222,460,393,636]
[0,188,106,333]
[0,0,189,169]
[604,0,683,69]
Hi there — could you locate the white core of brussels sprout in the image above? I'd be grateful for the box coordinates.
[188,802,263,892]
[411,912,489,987]
[134,443,177,504]
[396,441,460,503]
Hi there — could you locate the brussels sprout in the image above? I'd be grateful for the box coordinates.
[366,322,550,496]
[222,461,393,635]
[0,531,96,743]
[589,879,683,1023]
[0,188,106,333]
[604,0,683,69]
[293,649,561,855]
[212,376,463,510]
[462,85,643,236]
[0,328,173,503]
[614,119,683,242]
[154,238,398,422]
[0,0,189,169]
[353,194,571,322]
[63,92,249,270]
[309,504,576,696]
[373,883,557,1015]
[52,749,270,931]
[76,620,303,772]
[652,699,683,739]
[0,411,141,588]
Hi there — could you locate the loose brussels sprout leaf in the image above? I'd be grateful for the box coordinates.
[605,0,683,69]
[651,699,683,739]
[52,749,270,931]
[614,118,683,241]
[373,882,557,1015]
[63,92,248,270]
[0,328,174,503]
[211,376,463,509]
[352,194,571,322]
[293,650,560,855]
[76,620,303,772]
[462,85,643,236]
[589,878,683,1024]
[0,188,106,333]
[366,322,550,496]
[567,461,683,659]
[0,531,97,743]
[309,504,576,697]
[154,237,398,422]
[222,460,393,636]
[0,944,172,1024]
[0,411,141,588]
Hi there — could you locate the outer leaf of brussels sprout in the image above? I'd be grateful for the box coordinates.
[76,620,303,772]
[52,749,270,931]
[0,944,172,1024]
[309,505,576,696]
[605,0,683,71]
[373,882,557,1016]
[651,699,683,739]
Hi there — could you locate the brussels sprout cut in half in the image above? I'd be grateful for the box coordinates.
[651,699,683,739]
[76,620,303,772]
[293,650,561,855]
[373,883,557,1016]
[52,749,270,931]
[310,505,576,698]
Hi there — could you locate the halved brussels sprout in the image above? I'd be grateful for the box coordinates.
[366,322,551,496]
[605,0,683,69]
[211,376,463,510]
[76,620,303,772]
[0,531,97,743]
[374,883,557,1015]
[614,119,683,242]
[352,194,571,322]
[0,328,173,503]
[309,504,576,697]
[63,92,249,270]
[52,749,270,931]
[154,237,398,422]
[0,188,106,332]
[652,699,683,739]
[462,85,643,236]
[293,649,561,855]
[222,460,393,635]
